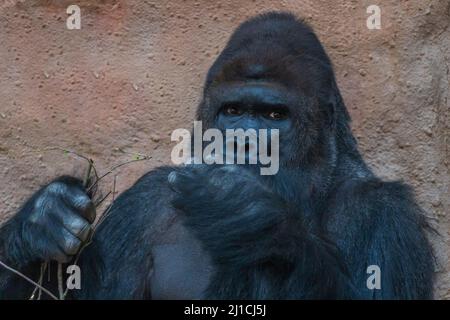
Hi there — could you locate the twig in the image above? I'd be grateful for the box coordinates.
[0,259,58,300]
[57,263,64,300]
[37,262,47,300]
[94,191,112,207]
[43,147,100,182]
[30,261,47,300]
[83,159,94,187]
[93,182,117,229]
[112,175,117,202]
[87,156,151,193]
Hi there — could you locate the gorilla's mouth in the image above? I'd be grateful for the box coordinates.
[229,138,271,164]
[234,141,273,158]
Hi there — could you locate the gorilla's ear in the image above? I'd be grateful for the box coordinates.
[322,79,339,131]
[326,78,353,143]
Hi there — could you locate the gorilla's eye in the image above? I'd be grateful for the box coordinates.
[223,104,243,116]
[266,108,289,120]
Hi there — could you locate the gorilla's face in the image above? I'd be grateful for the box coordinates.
[201,57,333,169]
[209,77,297,166]
[196,13,342,170]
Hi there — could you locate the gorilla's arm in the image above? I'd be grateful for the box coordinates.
[0,211,42,299]
[169,165,353,299]
[327,178,434,299]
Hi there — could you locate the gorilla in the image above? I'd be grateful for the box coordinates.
[0,12,434,299]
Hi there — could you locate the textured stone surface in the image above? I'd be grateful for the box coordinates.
[0,0,448,298]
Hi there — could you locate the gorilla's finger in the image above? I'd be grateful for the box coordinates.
[167,171,197,195]
[46,218,83,257]
[58,227,83,256]
[49,204,92,242]
[45,181,96,223]
[46,244,71,264]
[167,171,178,185]
[62,187,96,223]
[31,225,71,263]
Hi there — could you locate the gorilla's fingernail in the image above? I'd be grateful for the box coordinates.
[168,171,177,184]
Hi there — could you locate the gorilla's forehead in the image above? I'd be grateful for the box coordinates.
[204,13,333,94]
[208,52,326,99]
[207,43,332,98]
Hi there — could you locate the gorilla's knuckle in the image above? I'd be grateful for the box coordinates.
[220,165,239,174]
[77,223,92,241]
[63,237,81,255]
[167,171,178,184]
[71,193,91,209]
[27,211,43,225]
[76,198,96,221]
[67,216,88,233]
[45,182,67,196]
[169,171,202,195]
[28,213,56,234]
[33,195,53,217]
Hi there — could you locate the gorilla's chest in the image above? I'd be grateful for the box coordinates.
[149,223,214,299]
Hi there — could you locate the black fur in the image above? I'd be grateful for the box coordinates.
[0,12,434,299]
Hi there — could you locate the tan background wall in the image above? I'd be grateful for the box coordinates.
[0,0,448,298]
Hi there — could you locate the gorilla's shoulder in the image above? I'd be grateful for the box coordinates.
[326,177,429,241]
[129,165,175,194]
[338,177,415,201]
[331,177,426,222]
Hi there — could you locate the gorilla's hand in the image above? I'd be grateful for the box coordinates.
[10,176,95,264]
[168,165,290,266]
[168,164,281,215]
[168,165,348,298]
